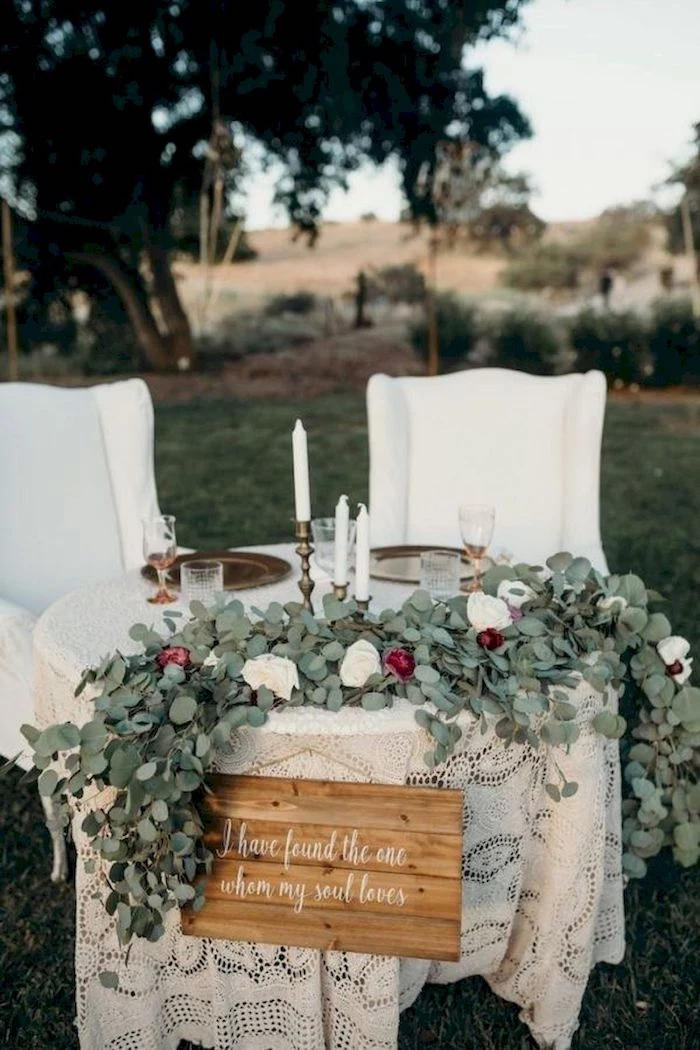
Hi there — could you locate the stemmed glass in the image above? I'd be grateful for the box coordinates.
[458,504,495,593]
[143,515,178,604]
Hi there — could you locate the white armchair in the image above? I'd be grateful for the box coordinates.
[367,368,608,574]
[0,379,160,877]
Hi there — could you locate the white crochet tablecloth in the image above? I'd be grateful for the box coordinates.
[33,544,625,1050]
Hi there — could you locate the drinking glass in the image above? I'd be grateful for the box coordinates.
[181,559,224,607]
[420,550,461,601]
[458,504,495,592]
[311,517,357,577]
[143,514,178,604]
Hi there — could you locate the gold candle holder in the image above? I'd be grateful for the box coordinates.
[332,583,348,601]
[294,519,315,611]
[355,597,371,613]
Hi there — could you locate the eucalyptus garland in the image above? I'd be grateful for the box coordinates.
[23,552,700,952]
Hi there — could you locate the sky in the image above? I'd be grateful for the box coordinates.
[242,0,700,229]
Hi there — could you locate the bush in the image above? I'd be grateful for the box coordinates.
[483,308,561,375]
[198,310,319,363]
[501,243,583,291]
[579,204,652,272]
[264,290,317,316]
[569,309,651,386]
[370,263,426,305]
[409,292,478,368]
[647,298,700,386]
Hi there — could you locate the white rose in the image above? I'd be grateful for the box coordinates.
[241,653,300,701]
[657,636,693,685]
[598,595,629,614]
[339,639,381,688]
[203,651,219,668]
[497,579,536,610]
[467,592,513,632]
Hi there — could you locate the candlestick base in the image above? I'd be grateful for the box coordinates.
[332,583,348,601]
[355,596,371,613]
[294,520,315,612]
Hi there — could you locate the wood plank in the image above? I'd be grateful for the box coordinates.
[202,818,462,879]
[185,774,464,961]
[183,899,461,962]
[204,775,463,835]
[204,858,462,920]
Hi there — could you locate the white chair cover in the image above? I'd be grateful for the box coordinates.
[367,368,608,573]
[0,379,160,768]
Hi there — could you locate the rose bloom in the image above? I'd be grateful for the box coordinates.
[657,636,693,685]
[383,648,416,683]
[467,592,512,632]
[340,639,381,688]
[477,628,505,651]
[241,653,300,701]
[156,646,191,670]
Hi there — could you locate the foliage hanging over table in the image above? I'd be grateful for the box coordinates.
[23,552,700,949]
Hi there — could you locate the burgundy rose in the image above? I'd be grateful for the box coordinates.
[156,646,191,671]
[477,628,505,651]
[383,647,416,683]
[665,659,684,679]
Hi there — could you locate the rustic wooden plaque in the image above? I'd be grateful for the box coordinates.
[182,775,464,961]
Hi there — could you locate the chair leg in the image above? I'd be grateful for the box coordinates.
[40,792,68,882]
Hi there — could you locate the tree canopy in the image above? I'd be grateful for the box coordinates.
[1,0,532,368]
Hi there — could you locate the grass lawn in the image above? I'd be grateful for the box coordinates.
[1,396,698,1049]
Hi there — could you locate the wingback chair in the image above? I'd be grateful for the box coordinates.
[0,379,160,877]
[367,369,608,574]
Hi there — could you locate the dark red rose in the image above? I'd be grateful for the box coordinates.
[383,648,416,683]
[477,628,505,651]
[665,659,684,678]
[156,646,191,671]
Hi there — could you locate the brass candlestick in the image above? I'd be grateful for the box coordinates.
[356,596,371,613]
[294,520,315,611]
[332,583,348,601]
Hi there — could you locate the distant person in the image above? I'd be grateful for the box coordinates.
[599,267,614,309]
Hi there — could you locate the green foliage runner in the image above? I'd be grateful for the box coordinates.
[23,553,700,954]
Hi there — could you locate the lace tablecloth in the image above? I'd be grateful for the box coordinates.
[33,544,625,1050]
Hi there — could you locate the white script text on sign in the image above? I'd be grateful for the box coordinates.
[182,775,463,961]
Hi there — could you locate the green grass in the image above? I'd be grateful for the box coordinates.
[1,396,698,1049]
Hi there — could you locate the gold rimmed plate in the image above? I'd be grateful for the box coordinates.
[370,545,493,585]
[141,550,292,591]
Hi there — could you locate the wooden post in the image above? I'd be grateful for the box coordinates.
[680,194,700,318]
[1,199,19,381]
[426,231,439,376]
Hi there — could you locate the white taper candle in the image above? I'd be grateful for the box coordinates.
[333,494,349,586]
[292,419,311,521]
[355,503,370,601]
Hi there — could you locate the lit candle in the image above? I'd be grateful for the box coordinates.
[292,419,311,521]
[334,494,349,586]
[355,503,370,601]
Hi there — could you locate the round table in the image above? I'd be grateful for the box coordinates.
[33,545,625,1050]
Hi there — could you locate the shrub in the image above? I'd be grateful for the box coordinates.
[370,263,426,305]
[647,298,700,386]
[569,309,651,386]
[199,310,319,362]
[578,204,652,272]
[483,308,561,375]
[501,243,583,291]
[409,292,478,368]
[264,290,317,316]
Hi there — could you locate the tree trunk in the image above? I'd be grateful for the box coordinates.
[146,242,195,369]
[67,250,172,370]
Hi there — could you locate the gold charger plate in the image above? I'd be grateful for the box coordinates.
[141,550,292,591]
[370,545,492,585]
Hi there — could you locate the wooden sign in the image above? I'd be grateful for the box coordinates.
[182,775,463,961]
